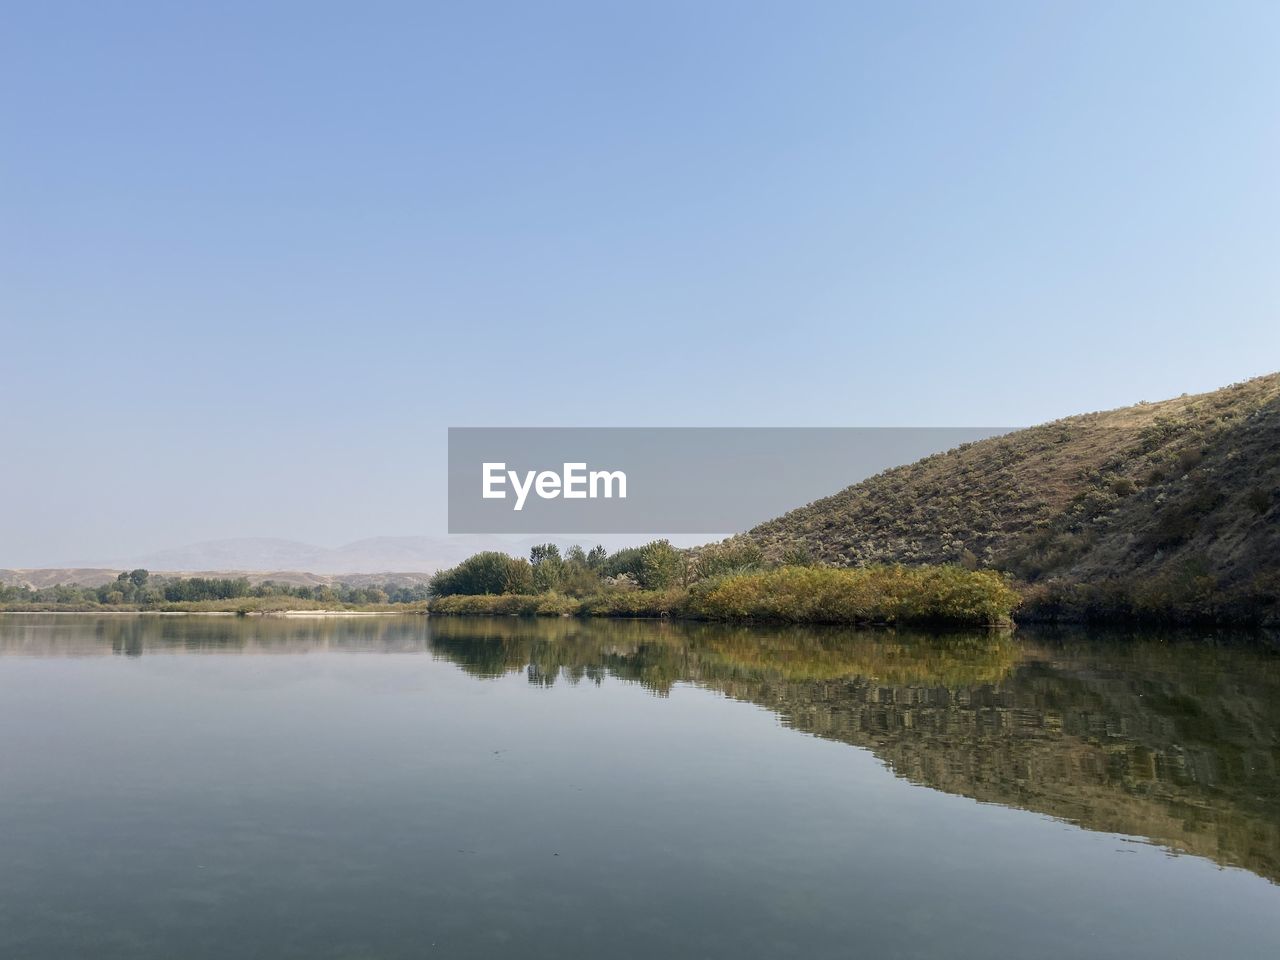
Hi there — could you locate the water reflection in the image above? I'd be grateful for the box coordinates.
[0,613,431,657]
[2,613,1277,884]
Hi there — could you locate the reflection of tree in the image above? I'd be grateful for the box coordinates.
[2,614,1276,884]
[427,618,1017,695]
[0,614,429,656]
[426,617,1280,884]
[730,642,1280,884]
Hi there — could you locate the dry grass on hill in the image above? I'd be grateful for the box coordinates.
[743,374,1280,623]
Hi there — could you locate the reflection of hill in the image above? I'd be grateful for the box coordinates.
[725,641,1280,884]
[2,614,1276,884]
[426,618,1280,884]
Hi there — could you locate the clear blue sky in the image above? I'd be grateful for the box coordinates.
[2,1,1277,565]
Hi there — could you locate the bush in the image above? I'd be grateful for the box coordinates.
[429,593,583,616]
[682,566,1019,626]
[1247,486,1272,516]
[1111,477,1136,497]
[694,541,765,579]
[578,589,685,618]
[428,567,1020,625]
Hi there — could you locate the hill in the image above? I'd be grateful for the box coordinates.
[743,374,1280,624]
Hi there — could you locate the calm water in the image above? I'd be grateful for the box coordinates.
[1,615,1277,959]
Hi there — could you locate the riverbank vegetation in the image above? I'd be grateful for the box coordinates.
[0,569,429,613]
[426,542,1019,627]
[0,544,1018,625]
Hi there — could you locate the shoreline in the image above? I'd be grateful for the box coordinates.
[0,609,418,618]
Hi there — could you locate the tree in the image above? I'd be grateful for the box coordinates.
[638,539,684,590]
[429,552,533,596]
[128,569,150,588]
[530,543,564,593]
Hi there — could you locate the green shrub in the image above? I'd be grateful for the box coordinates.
[683,566,1019,626]
[429,593,584,617]
[535,593,581,616]
[578,589,685,618]
[430,594,540,616]
[694,541,766,579]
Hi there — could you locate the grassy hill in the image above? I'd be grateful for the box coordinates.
[743,374,1280,624]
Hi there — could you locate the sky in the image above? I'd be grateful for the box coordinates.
[2,1,1278,566]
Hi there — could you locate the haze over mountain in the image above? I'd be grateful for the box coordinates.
[14,534,704,584]
[128,537,487,574]
[113,536,579,575]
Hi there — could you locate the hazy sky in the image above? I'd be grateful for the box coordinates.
[3,1,1277,565]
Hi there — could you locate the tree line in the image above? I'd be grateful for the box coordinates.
[428,539,770,598]
[0,569,431,608]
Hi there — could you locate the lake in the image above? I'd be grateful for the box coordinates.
[1,614,1277,959]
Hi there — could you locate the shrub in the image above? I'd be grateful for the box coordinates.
[578,589,685,618]
[535,593,581,616]
[1246,486,1272,516]
[431,594,540,616]
[695,541,766,580]
[429,593,587,617]
[1177,447,1204,473]
[683,566,1019,626]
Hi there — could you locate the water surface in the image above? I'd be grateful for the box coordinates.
[1,614,1277,959]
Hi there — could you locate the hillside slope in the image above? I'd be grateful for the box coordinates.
[744,374,1280,623]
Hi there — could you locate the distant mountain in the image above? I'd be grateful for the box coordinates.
[126,536,538,574]
[10,535,682,589]
[0,568,124,590]
[0,536,542,590]
[743,373,1280,623]
[0,568,440,590]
